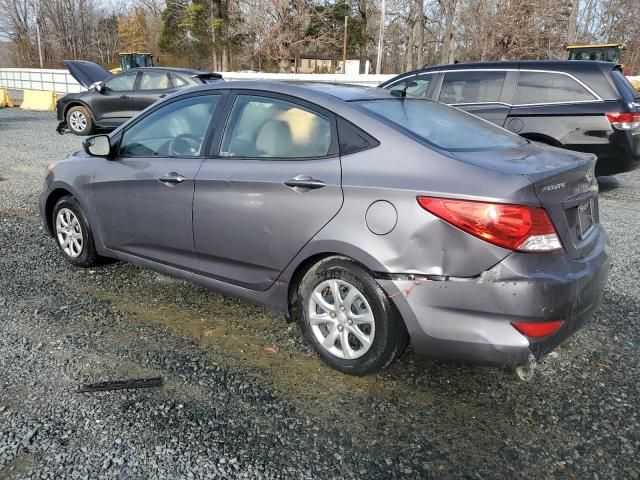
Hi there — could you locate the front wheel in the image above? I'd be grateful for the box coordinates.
[53,196,100,267]
[66,106,94,136]
[297,257,408,375]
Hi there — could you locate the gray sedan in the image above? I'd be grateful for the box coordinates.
[40,82,611,375]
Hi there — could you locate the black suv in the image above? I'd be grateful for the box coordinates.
[57,60,223,135]
[380,61,640,175]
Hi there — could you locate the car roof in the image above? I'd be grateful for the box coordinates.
[129,66,215,75]
[401,60,617,75]
[195,80,396,102]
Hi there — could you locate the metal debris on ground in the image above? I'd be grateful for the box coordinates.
[77,377,163,393]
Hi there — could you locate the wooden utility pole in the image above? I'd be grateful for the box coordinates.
[35,1,44,68]
[376,0,386,74]
[342,15,348,74]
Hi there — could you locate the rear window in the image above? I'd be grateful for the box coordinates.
[356,99,527,151]
[611,70,640,101]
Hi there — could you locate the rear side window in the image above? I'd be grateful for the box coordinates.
[356,99,526,151]
[515,71,596,104]
[387,73,432,98]
[221,95,332,158]
[337,117,379,155]
[139,71,170,90]
[439,71,506,104]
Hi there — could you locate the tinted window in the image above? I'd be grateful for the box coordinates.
[120,95,221,157]
[170,74,190,88]
[439,71,506,104]
[104,72,137,91]
[221,95,332,158]
[515,71,596,104]
[140,71,170,90]
[387,73,432,97]
[337,117,379,155]
[356,99,526,151]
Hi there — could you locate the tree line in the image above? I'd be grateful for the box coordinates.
[1,0,638,74]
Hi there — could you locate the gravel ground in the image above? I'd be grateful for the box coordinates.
[0,108,639,479]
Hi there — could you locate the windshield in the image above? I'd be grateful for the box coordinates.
[356,99,527,151]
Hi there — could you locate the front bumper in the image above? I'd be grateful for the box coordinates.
[379,226,611,367]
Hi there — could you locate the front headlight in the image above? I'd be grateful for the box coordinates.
[45,161,60,177]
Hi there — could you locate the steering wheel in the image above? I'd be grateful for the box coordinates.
[168,133,202,156]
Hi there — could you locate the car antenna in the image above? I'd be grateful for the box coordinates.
[390,66,426,98]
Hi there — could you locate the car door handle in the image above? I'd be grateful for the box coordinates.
[284,176,326,190]
[159,173,186,185]
[119,95,130,99]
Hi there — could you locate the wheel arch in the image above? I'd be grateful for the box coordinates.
[519,132,563,148]
[64,100,94,121]
[285,249,384,323]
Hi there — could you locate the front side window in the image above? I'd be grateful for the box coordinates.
[120,95,221,157]
[104,72,137,92]
[387,74,432,97]
[439,71,506,104]
[515,71,596,104]
[220,95,332,158]
[139,71,170,90]
[357,99,526,151]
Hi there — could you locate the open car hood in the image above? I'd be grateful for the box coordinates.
[64,60,113,89]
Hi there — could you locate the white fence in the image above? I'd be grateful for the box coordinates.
[0,68,396,94]
[0,68,83,93]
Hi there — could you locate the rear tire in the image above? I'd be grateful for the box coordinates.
[297,256,408,375]
[66,106,94,136]
[52,196,100,267]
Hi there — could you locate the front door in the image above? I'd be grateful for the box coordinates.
[93,93,224,269]
[193,93,343,290]
[93,71,139,125]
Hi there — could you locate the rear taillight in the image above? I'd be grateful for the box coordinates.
[511,320,563,338]
[417,197,562,252]
[606,112,640,130]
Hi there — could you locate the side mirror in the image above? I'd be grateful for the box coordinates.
[83,135,111,157]
[95,83,105,93]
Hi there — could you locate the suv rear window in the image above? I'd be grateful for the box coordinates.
[356,99,526,151]
[611,70,640,101]
[515,71,596,104]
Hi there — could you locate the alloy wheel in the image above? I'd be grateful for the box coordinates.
[69,110,87,132]
[56,208,83,258]
[308,279,375,360]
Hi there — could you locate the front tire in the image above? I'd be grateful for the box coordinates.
[297,257,408,375]
[53,196,100,267]
[66,106,94,136]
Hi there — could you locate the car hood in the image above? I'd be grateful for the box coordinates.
[64,60,112,89]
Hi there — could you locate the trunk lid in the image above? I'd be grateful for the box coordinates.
[453,142,599,259]
[64,60,112,89]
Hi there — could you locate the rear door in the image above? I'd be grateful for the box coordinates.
[92,71,138,125]
[192,92,343,290]
[437,70,512,126]
[133,70,176,111]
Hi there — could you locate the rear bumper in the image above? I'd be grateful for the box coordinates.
[571,131,640,175]
[379,226,611,367]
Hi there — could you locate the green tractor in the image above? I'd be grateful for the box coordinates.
[566,43,625,64]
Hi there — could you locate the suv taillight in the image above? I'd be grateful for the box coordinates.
[417,197,563,252]
[606,112,640,130]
